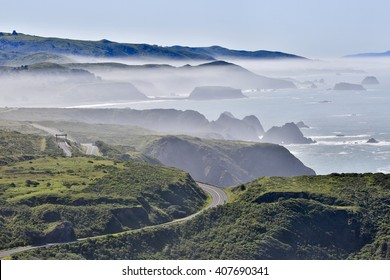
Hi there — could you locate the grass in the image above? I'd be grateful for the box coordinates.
[13,173,389,260]
[0,156,207,250]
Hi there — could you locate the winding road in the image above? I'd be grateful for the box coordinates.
[30,123,100,157]
[0,182,227,259]
[30,123,73,157]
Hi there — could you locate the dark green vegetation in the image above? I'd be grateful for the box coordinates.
[0,129,63,165]
[0,32,305,62]
[0,128,206,250]
[13,174,389,260]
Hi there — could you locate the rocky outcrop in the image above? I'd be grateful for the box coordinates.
[210,112,263,141]
[334,82,366,91]
[261,122,315,144]
[361,76,379,85]
[242,115,265,135]
[189,86,246,100]
[296,121,310,129]
[367,138,379,144]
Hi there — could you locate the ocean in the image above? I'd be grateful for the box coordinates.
[74,87,390,175]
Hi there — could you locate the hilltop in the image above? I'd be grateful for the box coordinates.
[0,32,305,62]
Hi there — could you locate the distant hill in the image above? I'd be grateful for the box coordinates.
[68,60,296,94]
[167,45,306,60]
[0,62,148,106]
[0,51,74,66]
[0,32,305,62]
[0,108,265,142]
[345,50,390,58]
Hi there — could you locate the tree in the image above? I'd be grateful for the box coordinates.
[12,30,18,36]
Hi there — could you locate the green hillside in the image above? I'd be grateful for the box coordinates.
[0,32,305,62]
[0,156,206,250]
[0,32,214,61]
[14,173,389,259]
[0,129,63,164]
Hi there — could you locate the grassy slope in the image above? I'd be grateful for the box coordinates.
[0,129,63,165]
[34,121,157,146]
[0,129,206,250]
[15,174,389,259]
[0,156,206,250]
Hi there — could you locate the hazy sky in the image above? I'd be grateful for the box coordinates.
[1,0,389,58]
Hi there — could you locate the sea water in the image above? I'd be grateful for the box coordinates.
[77,88,390,175]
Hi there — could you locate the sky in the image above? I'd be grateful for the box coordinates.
[1,0,389,58]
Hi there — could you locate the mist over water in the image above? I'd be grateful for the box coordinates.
[66,57,390,175]
[76,88,389,175]
[1,55,390,175]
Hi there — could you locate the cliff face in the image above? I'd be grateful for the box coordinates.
[143,135,315,187]
[261,122,315,144]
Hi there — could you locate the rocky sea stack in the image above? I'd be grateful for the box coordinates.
[361,76,379,85]
[334,82,366,91]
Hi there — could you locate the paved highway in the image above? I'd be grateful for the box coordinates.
[30,123,73,157]
[0,182,227,259]
[81,143,100,156]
